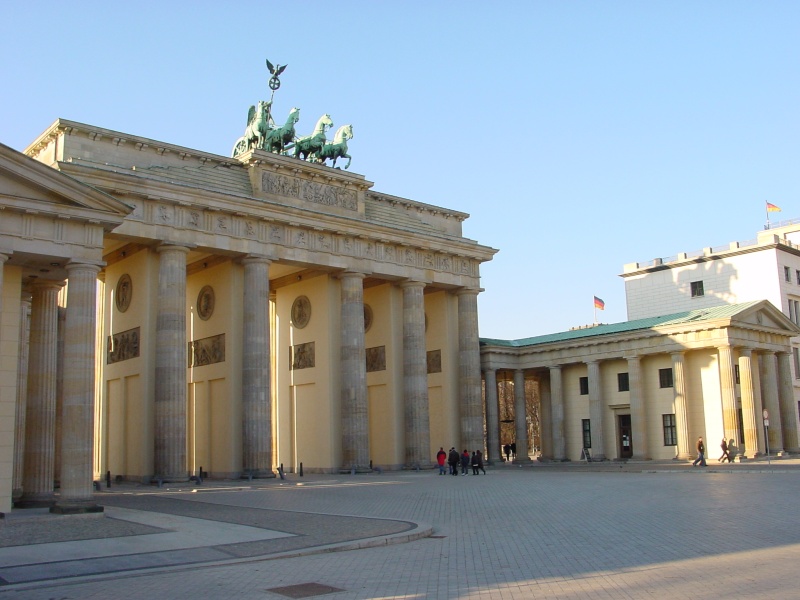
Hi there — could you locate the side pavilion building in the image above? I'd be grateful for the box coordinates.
[480,302,800,463]
[0,119,497,514]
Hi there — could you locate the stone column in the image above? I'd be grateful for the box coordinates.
[17,281,62,507]
[777,351,799,453]
[671,352,691,460]
[241,257,274,478]
[54,263,103,514]
[456,289,483,452]
[627,355,648,460]
[718,345,740,448]
[538,374,552,459]
[12,291,31,500]
[154,245,190,482]
[739,349,760,459]
[587,360,605,460]
[513,369,531,462]
[549,366,566,461]
[483,369,500,464]
[760,351,785,455]
[401,280,431,468]
[340,272,370,472]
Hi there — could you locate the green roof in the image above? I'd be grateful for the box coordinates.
[480,301,763,348]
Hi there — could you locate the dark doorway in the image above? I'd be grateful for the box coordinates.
[618,414,633,459]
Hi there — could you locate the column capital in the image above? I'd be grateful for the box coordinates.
[240,254,274,266]
[399,279,427,290]
[454,287,483,297]
[337,270,367,281]
[0,252,10,263]
[156,243,192,254]
[64,262,102,276]
[739,347,753,357]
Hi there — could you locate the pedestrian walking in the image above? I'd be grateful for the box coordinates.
[461,449,470,475]
[448,447,459,476]
[476,450,486,474]
[719,438,732,463]
[471,451,479,475]
[436,447,447,475]
[503,444,511,462]
[692,437,707,467]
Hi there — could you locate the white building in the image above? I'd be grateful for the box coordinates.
[623,220,800,402]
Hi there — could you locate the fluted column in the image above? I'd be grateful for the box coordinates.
[761,351,785,455]
[739,349,760,458]
[672,352,691,460]
[718,345,740,448]
[456,289,483,451]
[17,281,62,507]
[54,263,103,514]
[538,374,552,459]
[777,351,799,453]
[627,355,648,460]
[340,272,370,472]
[154,245,190,482]
[483,368,500,464]
[513,369,531,462]
[549,366,566,460]
[13,291,31,500]
[587,361,605,460]
[242,257,274,478]
[401,280,431,468]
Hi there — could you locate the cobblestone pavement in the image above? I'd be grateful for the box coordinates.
[2,459,800,598]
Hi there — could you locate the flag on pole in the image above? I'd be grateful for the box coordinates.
[766,202,781,212]
[593,296,605,310]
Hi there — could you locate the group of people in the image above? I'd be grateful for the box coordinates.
[693,436,734,467]
[436,447,486,475]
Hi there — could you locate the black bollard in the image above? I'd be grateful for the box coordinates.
[93,481,101,491]
[299,462,304,477]
[197,466,203,485]
[106,470,111,489]
[369,460,373,470]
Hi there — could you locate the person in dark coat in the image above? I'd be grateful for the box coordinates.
[719,438,732,463]
[460,449,470,476]
[503,444,511,462]
[476,450,486,474]
[448,447,459,475]
[471,451,479,475]
[692,437,707,467]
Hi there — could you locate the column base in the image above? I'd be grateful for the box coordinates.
[51,503,104,515]
[403,461,434,471]
[512,457,534,465]
[338,467,373,474]
[240,469,276,480]
[14,494,56,509]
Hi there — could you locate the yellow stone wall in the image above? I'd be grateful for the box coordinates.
[0,265,21,512]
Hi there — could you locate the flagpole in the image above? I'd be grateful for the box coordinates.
[766,202,770,230]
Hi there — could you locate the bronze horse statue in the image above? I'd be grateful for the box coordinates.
[265,107,300,155]
[318,124,353,169]
[294,114,333,162]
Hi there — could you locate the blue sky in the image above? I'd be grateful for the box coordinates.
[3,2,798,339]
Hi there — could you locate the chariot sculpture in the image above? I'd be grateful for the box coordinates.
[231,59,355,169]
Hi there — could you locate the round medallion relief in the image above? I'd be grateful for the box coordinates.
[291,295,311,329]
[197,286,215,321]
[364,304,373,332]
[115,274,132,313]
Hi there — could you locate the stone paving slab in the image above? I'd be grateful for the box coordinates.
[2,460,800,598]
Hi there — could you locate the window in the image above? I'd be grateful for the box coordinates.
[579,376,589,395]
[582,419,592,449]
[785,266,792,282]
[793,347,800,378]
[794,300,800,325]
[662,414,677,446]
[734,364,740,385]
[795,269,800,285]
[617,372,629,392]
[690,281,704,297]
[659,368,674,388]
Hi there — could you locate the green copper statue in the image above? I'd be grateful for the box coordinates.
[294,114,333,162]
[318,124,353,169]
[265,107,300,154]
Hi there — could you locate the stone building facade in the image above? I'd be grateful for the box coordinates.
[481,302,800,463]
[0,119,496,514]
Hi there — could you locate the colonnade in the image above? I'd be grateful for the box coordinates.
[483,344,799,463]
[6,247,485,511]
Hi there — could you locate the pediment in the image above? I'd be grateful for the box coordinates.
[0,142,131,222]
[732,300,800,334]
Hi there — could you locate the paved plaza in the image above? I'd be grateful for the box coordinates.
[1,460,800,599]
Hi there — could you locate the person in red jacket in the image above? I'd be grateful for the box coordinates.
[436,447,447,475]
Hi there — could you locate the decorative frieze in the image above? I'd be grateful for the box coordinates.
[427,350,442,374]
[291,342,315,370]
[366,346,386,372]
[262,172,357,211]
[188,333,225,367]
[107,327,140,364]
